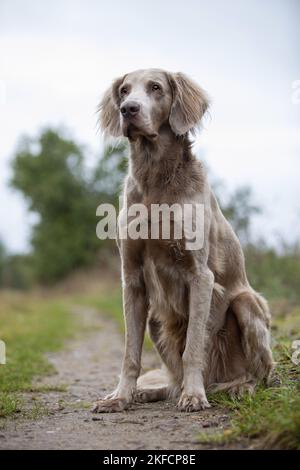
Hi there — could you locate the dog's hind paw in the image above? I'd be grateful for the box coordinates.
[177,393,211,412]
[92,398,128,413]
[135,387,167,403]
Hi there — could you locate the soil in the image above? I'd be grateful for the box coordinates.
[0,306,249,450]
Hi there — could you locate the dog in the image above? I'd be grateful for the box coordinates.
[93,69,273,413]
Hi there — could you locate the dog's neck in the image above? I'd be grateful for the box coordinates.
[128,124,203,197]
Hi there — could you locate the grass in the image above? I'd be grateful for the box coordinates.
[77,289,124,330]
[76,287,153,350]
[0,284,124,420]
[199,307,300,449]
[0,283,134,420]
[0,292,75,418]
[0,278,299,449]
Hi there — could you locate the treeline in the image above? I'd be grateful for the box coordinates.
[0,128,299,302]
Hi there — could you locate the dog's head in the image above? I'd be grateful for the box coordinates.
[99,68,209,141]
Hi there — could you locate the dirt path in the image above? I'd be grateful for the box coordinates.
[0,306,235,450]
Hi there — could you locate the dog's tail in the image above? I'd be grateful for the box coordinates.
[207,374,255,394]
[137,369,256,398]
[137,368,169,390]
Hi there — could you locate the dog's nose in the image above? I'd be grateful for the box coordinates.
[120,101,140,118]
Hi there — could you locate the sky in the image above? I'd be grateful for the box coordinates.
[0,0,299,253]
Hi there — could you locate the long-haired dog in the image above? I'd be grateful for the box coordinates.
[93,69,273,413]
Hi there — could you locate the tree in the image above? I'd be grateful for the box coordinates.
[11,129,102,283]
[93,141,128,206]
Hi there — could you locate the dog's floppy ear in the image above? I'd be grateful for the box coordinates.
[168,72,209,136]
[98,76,125,137]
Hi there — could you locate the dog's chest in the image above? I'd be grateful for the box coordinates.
[142,239,191,318]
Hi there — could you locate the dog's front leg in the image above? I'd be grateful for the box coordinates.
[116,277,148,401]
[93,271,148,413]
[178,267,214,412]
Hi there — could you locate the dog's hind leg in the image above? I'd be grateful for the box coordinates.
[206,307,256,397]
[149,316,185,396]
[231,290,273,383]
[135,316,185,403]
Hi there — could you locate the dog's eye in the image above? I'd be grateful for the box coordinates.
[152,83,161,91]
[120,87,128,96]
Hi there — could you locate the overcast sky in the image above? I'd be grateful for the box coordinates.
[0,0,300,253]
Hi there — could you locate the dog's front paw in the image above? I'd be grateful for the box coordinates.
[92,397,129,413]
[177,393,211,412]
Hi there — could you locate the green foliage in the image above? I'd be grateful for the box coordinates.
[245,244,300,302]
[9,129,129,284]
[10,129,102,283]
[93,142,128,205]
[214,184,261,244]
[212,182,300,302]
[0,242,34,289]
[0,254,35,289]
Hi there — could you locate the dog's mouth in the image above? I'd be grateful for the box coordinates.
[122,120,158,141]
